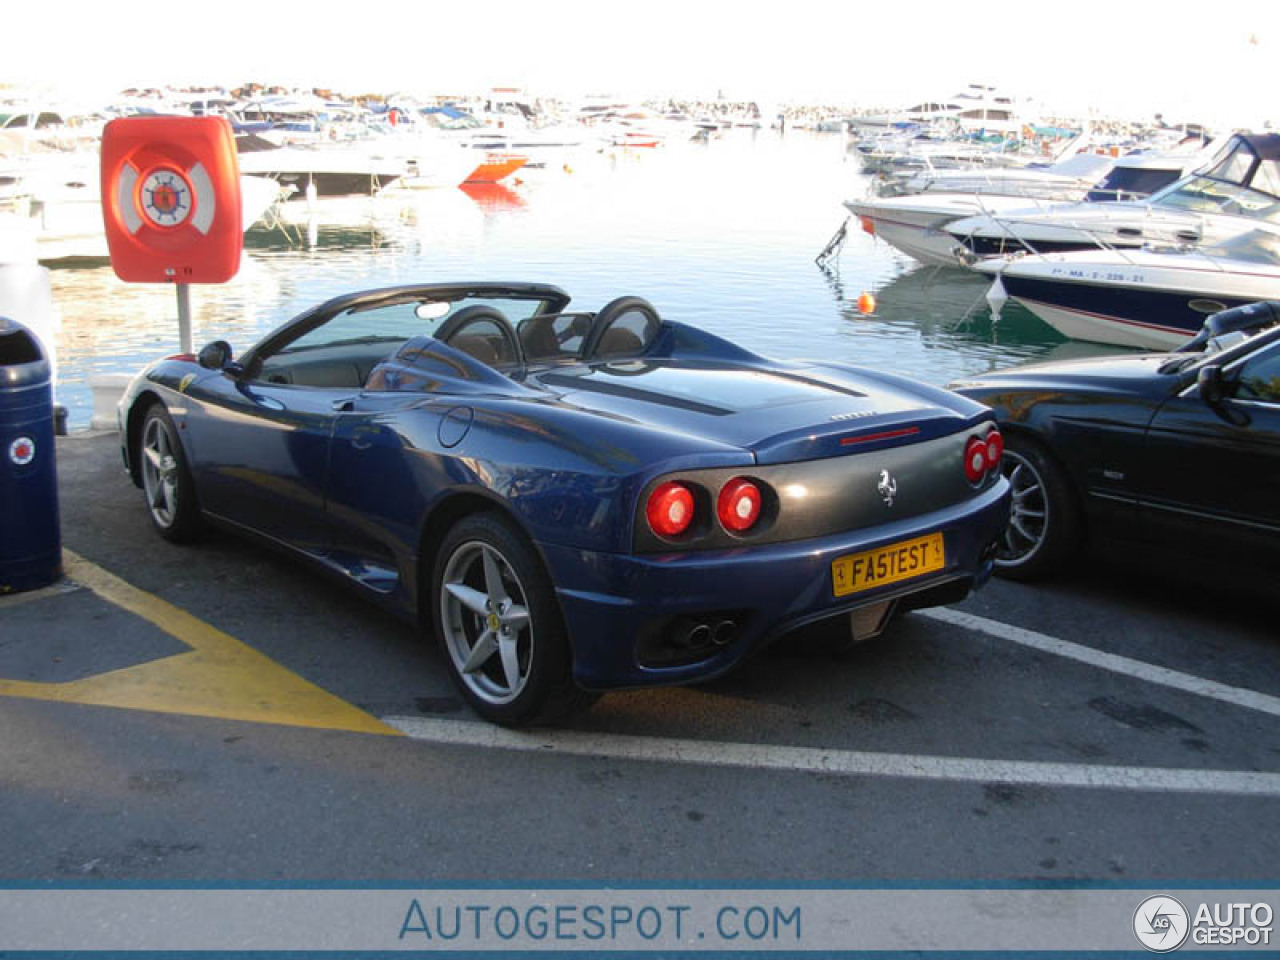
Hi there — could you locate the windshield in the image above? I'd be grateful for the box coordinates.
[1087,165,1181,202]
[1150,175,1280,224]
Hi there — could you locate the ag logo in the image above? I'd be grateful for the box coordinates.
[1134,895,1190,952]
[9,436,35,466]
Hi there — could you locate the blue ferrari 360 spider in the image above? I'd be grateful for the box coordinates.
[118,282,1009,725]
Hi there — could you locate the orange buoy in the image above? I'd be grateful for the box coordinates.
[857,292,876,315]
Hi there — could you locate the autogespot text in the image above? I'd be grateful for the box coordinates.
[398,899,803,946]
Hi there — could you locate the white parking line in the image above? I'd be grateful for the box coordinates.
[383,716,1280,797]
[920,607,1280,720]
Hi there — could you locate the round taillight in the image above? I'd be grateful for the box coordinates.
[647,482,695,538]
[717,477,762,533]
[964,436,988,484]
[984,429,1004,471]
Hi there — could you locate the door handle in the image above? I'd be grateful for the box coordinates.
[332,397,355,413]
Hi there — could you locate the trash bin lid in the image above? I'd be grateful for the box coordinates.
[0,317,51,387]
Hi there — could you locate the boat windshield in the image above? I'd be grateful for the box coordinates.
[1151,176,1280,224]
[1201,140,1280,193]
[1086,164,1182,202]
[1148,135,1280,222]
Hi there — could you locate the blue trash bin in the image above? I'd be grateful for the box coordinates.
[0,316,62,593]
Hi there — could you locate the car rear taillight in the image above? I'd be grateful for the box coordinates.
[647,482,695,538]
[717,477,762,533]
[984,428,1004,471]
[964,436,988,484]
[964,428,1003,484]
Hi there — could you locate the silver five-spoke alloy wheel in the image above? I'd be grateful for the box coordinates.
[141,413,182,530]
[439,540,534,705]
[997,448,1049,568]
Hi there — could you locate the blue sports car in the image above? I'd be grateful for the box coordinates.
[118,282,1010,725]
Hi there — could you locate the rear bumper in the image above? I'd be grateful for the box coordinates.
[539,480,1009,690]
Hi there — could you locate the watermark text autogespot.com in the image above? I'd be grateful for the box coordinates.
[398,898,802,946]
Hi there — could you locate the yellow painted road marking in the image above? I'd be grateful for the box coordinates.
[0,550,401,736]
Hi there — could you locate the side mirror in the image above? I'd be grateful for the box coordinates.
[197,340,234,371]
[1197,364,1227,405]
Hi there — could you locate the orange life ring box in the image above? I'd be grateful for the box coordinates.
[100,116,243,283]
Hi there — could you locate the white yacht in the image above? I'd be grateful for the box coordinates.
[1,153,283,261]
[234,136,407,199]
[975,228,1280,349]
[846,148,1196,268]
[947,133,1276,260]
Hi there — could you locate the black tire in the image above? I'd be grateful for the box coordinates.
[431,512,596,727]
[137,403,205,543]
[994,434,1082,581]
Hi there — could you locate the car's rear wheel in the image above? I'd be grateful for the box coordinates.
[138,403,204,543]
[994,435,1080,581]
[432,513,595,726]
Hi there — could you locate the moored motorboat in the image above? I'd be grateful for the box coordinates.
[974,228,1280,349]
[947,133,1279,260]
[847,143,1204,268]
[849,136,1218,268]
[463,153,527,183]
[1,159,283,262]
[234,137,406,198]
[846,193,1070,267]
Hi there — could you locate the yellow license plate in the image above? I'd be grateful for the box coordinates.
[831,533,946,597]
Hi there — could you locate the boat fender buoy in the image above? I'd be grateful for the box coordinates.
[857,292,876,315]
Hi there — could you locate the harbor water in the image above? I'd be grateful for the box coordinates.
[46,129,1129,431]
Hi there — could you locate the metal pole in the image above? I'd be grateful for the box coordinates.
[176,283,192,354]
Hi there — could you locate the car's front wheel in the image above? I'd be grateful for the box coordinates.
[432,513,595,726]
[138,403,204,543]
[994,435,1081,581]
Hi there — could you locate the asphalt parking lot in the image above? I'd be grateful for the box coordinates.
[2,431,1278,881]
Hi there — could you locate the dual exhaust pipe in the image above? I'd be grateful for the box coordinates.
[674,617,738,650]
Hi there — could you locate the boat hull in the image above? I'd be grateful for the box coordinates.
[17,174,281,262]
[994,265,1279,349]
[860,216,965,266]
[271,170,401,198]
[846,196,1045,268]
[464,154,528,184]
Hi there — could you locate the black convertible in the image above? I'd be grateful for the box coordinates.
[950,302,1280,580]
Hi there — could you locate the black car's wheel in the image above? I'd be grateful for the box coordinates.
[432,513,595,727]
[138,403,204,543]
[994,435,1081,581]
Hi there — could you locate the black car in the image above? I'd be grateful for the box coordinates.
[949,302,1280,580]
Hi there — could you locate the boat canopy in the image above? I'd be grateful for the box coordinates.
[1087,163,1183,202]
[1198,133,1280,196]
